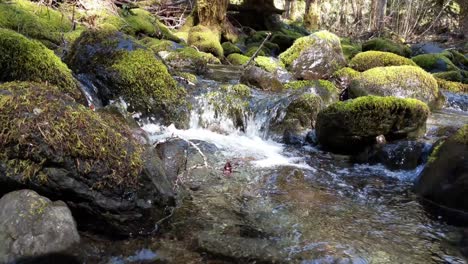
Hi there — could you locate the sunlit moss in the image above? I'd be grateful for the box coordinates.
[350,51,416,71]
[362,38,411,57]
[188,25,223,57]
[227,53,250,65]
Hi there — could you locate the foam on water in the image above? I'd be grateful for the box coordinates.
[142,123,311,169]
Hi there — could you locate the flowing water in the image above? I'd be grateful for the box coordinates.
[76,68,468,263]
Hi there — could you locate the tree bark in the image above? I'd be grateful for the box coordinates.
[196,0,229,31]
[457,0,468,37]
[370,0,387,31]
[304,0,320,30]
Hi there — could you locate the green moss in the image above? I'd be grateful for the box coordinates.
[175,71,198,84]
[350,51,417,71]
[140,37,176,52]
[110,49,187,122]
[435,78,468,93]
[283,93,322,129]
[227,53,250,65]
[351,65,439,98]
[270,32,298,51]
[432,71,463,82]
[246,31,270,44]
[222,42,242,56]
[254,56,284,73]
[0,81,143,188]
[362,38,411,57]
[279,36,312,67]
[342,43,362,61]
[205,84,251,128]
[412,53,459,73]
[101,8,180,42]
[245,46,266,57]
[0,0,75,45]
[427,141,443,164]
[167,47,221,67]
[332,67,361,80]
[453,125,468,144]
[447,49,468,68]
[0,29,82,101]
[284,80,338,105]
[188,25,223,58]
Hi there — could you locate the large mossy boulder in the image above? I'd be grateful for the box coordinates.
[411,53,459,73]
[349,51,417,71]
[0,82,175,236]
[187,25,223,58]
[0,190,80,263]
[222,42,242,56]
[279,30,346,80]
[0,0,76,45]
[416,125,468,217]
[436,78,468,94]
[66,29,188,126]
[349,66,441,108]
[0,29,82,102]
[362,38,411,57]
[316,96,429,153]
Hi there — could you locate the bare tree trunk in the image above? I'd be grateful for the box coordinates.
[196,0,229,31]
[304,0,320,30]
[457,0,468,37]
[284,0,291,18]
[370,0,387,31]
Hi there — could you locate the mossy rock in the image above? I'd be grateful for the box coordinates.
[0,81,175,236]
[446,49,468,69]
[246,31,270,45]
[140,37,180,53]
[175,71,198,85]
[187,25,223,58]
[0,0,76,45]
[416,125,468,215]
[240,66,284,91]
[66,29,188,125]
[362,38,411,57]
[316,96,429,153]
[412,53,459,73]
[270,93,323,134]
[205,84,252,130]
[165,47,221,72]
[0,29,82,102]
[332,67,361,83]
[349,66,441,108]
[279,30,346,80]
[432,70,464,83]
[349,51,417,71]
[284,80,339,105]
[435,78,468,94]
[102,8,180,42]
[271,32,300,52]
[254,56,285,73]
[340,38,362,61]
[227,53,250,66]
[222,42,242,56]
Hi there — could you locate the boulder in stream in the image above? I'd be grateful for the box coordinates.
[316,96,429,154]
[416,125,468,219]
[349,66,443,109]
[0,81,175,236]
[65,29,188,126]
[0,190,80,263]
[279,30,346,80]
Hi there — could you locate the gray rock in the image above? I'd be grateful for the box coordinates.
[0,190,80,263]
[241,66,284,91]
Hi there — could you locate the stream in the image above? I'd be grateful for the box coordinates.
[74,67,468,263]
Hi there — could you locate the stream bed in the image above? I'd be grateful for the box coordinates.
[74,70,468,264]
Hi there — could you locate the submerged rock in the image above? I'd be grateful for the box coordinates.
[0,190,80,263]
[0,29,82,102]
[316,96,429,154]
[354,141,428,171]
[65,29,188,126]
[280,30,346,80]
[349,66,442,109]
[0,82,175,236]
[416,125,468,218]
